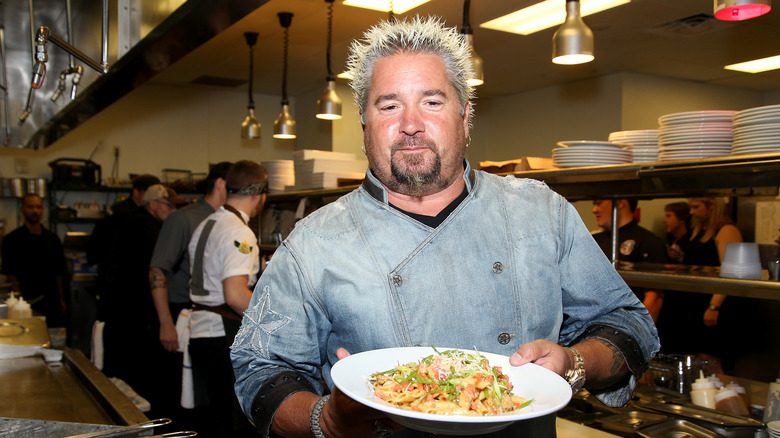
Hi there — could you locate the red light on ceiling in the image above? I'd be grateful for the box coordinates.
[714,2,771,21]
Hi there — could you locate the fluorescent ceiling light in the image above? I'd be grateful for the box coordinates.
[725,55,780,73]
[481,0,630,35]
[343,0,430,14]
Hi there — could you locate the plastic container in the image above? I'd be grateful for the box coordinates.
[9,298,32,319]
[708,374,724,388]
[714,387,750,416]
[690,371,717,409]
[725,381,750,411]
[719,242,762,280]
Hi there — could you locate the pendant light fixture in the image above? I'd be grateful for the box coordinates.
[273,12,296,139]
[316,0,342,120]
[241,32,261,140]
[552,0,594,65]
[714,0,771,21]
[460,0,484,86]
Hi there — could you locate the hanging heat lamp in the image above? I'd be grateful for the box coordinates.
[552,0,594,65]
[714,0,771,20]
[274,12,296,139]
[460,0,484,86]
[316,0,342,120]
[241,32,261,139]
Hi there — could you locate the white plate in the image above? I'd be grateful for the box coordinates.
[658,110,736,125]
[331,347,572,435]
[556,140,624,149]
[734,104,780,119]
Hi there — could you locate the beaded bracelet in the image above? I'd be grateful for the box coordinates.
[310,394,331,438]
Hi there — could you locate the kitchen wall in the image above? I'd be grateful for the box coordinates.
[0,71,777,236]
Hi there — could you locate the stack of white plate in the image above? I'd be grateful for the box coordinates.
[732,104,780,155]
[657,110,736,161]
[552,141,632,168]
[262,160,295,193]
[767,420,780,438]
[608,130,659,162]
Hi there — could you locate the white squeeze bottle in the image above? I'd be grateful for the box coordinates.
[690,371,717,409]
[10,297,32,319]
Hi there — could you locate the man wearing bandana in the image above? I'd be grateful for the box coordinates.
[187,160,268,437]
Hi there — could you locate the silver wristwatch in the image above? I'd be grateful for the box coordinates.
[564,347,586,393]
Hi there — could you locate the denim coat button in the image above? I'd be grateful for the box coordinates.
[492,262,504,273]
[497,332,511,344]
[391,274,403,286]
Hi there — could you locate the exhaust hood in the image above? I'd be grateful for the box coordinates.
[2,0,266,149]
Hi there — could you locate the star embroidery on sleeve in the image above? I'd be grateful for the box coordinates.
[233,286,291,358]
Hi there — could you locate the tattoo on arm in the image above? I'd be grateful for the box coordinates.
[585,340,630,389]
[149,267,167,290]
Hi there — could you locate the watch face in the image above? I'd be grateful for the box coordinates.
[570,376,586,393]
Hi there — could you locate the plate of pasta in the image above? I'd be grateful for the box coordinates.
[330,347,572,435]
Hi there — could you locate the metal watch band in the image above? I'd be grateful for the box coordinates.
[565,346,586,384]
[310,394,331,438]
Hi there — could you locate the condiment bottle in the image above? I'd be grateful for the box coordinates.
[10,298,31,319]
[690,371,717,409]
[725,381,750,411]
[708,374,724,388]
[714,386,750,416]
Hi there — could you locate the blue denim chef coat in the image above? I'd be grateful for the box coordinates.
[231,161,659,437]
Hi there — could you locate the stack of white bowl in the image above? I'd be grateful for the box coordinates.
[552,140,632,168]
[657,110,736,161]
[262,160,295,193]
[608,130,659,162]
[732,103,780,155]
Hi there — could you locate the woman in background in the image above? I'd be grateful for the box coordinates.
[684,197,743,326]
[657,197,744,373]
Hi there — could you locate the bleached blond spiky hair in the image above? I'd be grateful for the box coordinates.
[346,16,476,126]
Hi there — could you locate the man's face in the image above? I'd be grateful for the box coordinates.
[592,200,613,229]
[21,195,44,225]
[151,198,176,222]
[362,52,469,197]
[663,211,682,234]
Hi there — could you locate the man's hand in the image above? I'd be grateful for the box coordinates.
[318,348,403,438]
[509,339,572,376]
[159,320,179,352]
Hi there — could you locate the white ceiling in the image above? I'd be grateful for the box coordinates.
[148,0,780,100]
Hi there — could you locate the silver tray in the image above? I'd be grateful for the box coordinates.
[637,418,719,438]
[596,411,668,434]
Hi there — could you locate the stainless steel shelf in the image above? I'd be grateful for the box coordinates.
[620,269,780,301]
[512,152,780,200]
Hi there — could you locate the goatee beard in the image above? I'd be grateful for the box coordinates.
[389,140,442,197]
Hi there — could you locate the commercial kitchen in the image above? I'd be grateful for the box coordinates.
[1,0,779,436]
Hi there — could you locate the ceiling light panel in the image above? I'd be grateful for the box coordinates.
[725,54,780,73]
[481,0,631,36]
[343,0,430,14]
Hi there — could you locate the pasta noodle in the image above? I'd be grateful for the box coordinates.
[370,348,532,416]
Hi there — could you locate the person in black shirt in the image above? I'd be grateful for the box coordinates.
[591,199,667,321]
[1,194,69,326]
[663,201,691,263]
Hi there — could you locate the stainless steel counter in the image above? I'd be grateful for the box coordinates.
[0,347,147,426]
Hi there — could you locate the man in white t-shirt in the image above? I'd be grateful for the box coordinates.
[187,160,267,437]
